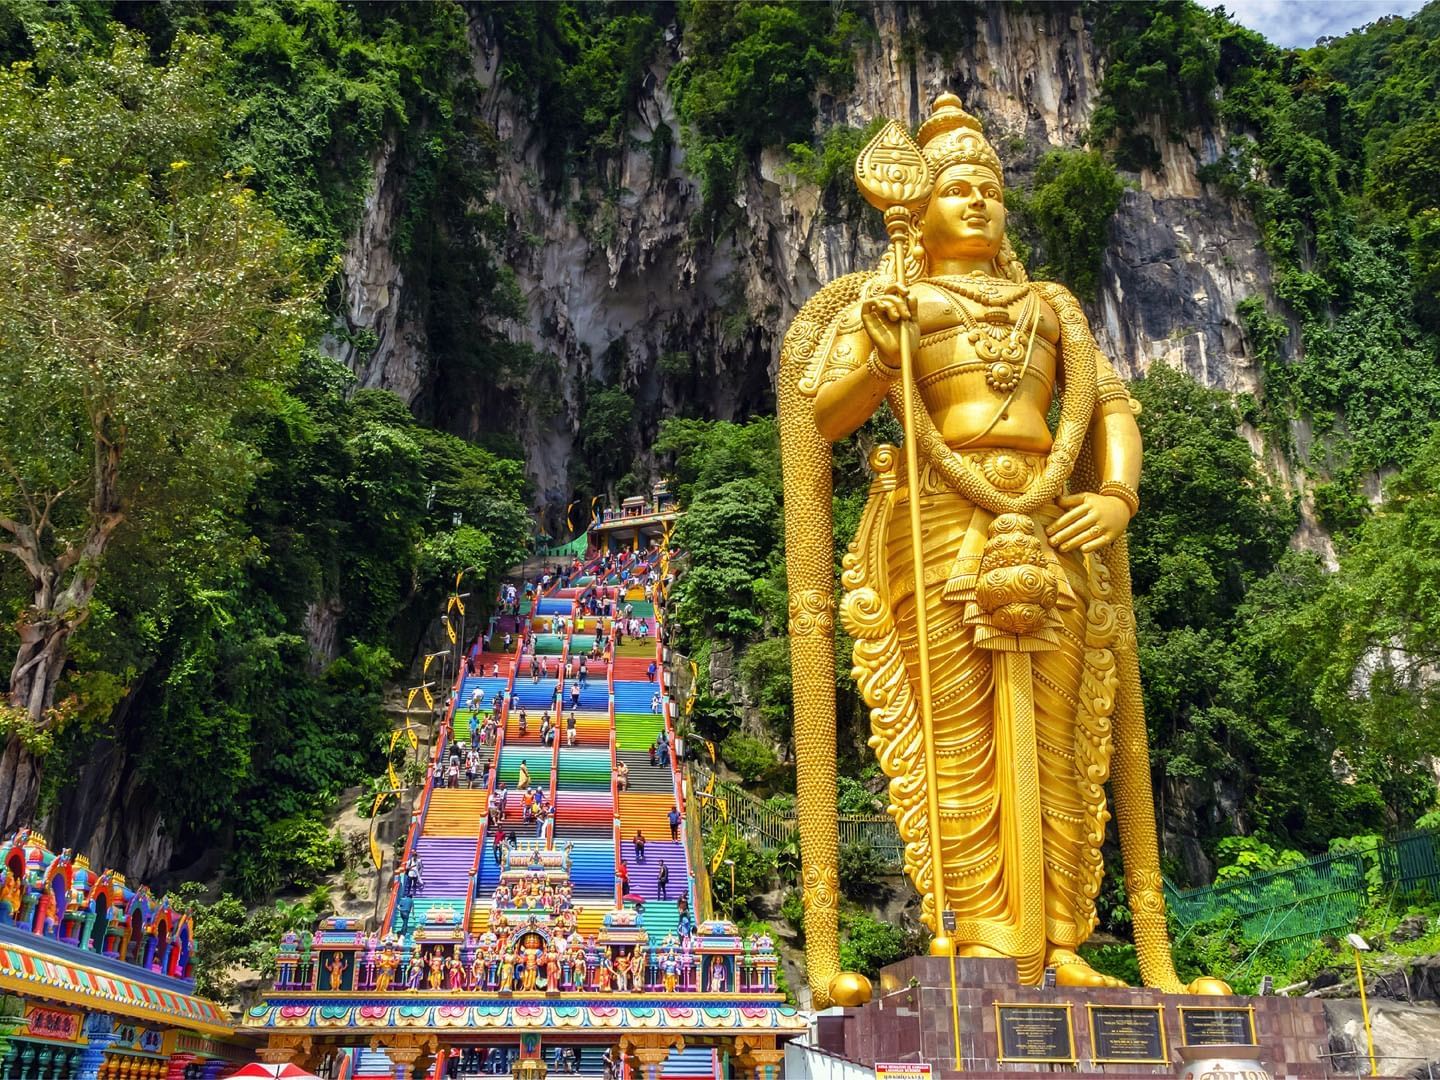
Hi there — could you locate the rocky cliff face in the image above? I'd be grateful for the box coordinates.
[332,3,1278,512]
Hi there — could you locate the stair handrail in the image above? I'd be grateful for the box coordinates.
[381,630,468,936]
[459,630,523,935]
[607,597,624,907]
[547,602,571,840]
[656,619,699,918]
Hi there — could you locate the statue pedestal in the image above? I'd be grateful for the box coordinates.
[814,956,1329,1079]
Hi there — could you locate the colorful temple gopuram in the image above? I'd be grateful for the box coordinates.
[0,828,244,1079]
[244,545,804,1079]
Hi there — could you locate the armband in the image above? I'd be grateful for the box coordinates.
[866,349,901,383]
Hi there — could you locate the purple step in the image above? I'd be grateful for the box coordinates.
[615,841,685,896]
[411,837,478,894]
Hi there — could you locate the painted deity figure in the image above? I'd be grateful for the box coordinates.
[376,947,398,993]
[498,950,516,992]
[662,949,678,994]
[520,947,540,992]
[779,93,1228,1006]
[325,952,346,991]
[544,945,562,991]
[613,949,631,993]
[426,950,445,990]
[708,958,727,994]
[405,953,425,991]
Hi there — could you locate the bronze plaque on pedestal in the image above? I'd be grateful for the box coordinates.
[996,1003,1076,1063]
[1088,1004,1168,1064]
[1179,1006,1256,1046]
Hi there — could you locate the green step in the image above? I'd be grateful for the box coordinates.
[615,712,665,751]
[496,750,551,787]
[533,633,565,655]
[555,749,613,790]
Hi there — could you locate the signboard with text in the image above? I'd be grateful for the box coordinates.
[22,1004,82,1043]
[875,1065,932,1080]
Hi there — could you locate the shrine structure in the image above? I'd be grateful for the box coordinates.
[0,828,245,1078]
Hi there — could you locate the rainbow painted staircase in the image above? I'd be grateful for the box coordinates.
[248,551,800,1076]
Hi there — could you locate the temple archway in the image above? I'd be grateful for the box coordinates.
[89,892,108,952]
[123,907,144,964]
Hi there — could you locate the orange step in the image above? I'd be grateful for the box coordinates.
[616,793,675,833]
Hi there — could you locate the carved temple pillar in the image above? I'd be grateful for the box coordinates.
[731,1036,784,1080]
[257,1037,313,1073]
[629,1047,669,1080]
[75,1031,121,1080]
[385,1046,422,1080]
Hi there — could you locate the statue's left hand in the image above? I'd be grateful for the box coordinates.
[1046,493,1131,553]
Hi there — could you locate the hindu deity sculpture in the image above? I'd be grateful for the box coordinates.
[376,946,398,992]
[779,94,1229,1008]
[520,946,540,992]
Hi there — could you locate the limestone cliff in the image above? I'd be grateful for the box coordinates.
[330,2,1278,513]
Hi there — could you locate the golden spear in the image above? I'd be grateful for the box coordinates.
[853,122,954,955]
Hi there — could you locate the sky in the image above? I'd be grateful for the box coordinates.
[1219,0,1426,47]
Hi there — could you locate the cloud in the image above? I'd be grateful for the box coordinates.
[1218,0,1424,48]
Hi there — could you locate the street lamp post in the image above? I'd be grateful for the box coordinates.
[1347,933,1378,1077]
[943,909,962,1070]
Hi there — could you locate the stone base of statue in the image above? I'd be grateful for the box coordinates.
[812,957,1329,1079]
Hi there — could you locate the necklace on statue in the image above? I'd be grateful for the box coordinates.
[931,274,1032,308]
[931,280,1039,394]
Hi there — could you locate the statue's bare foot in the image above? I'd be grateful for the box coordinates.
[1047,948,1127,988]
[1184,976,1232,995]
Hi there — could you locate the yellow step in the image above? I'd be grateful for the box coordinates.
[423,791,488,837]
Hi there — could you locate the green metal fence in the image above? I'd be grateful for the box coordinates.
[1164,828,1440,975]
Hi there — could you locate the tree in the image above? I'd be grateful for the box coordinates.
[0,32,316,823]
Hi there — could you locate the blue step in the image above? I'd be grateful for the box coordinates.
[460,676,510,704]
[664,1047,719,1078]
[514,683,560,709]
[559,684,610,710]
[535,597,572,615]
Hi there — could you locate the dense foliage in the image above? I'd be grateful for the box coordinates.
[671,0,862,219]
[0,4,530,894]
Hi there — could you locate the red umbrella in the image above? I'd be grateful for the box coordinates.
[229,1065,323,1080]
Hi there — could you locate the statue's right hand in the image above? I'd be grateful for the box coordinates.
[861,284,919,369]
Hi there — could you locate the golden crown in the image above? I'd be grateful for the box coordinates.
[917,93,1004,185]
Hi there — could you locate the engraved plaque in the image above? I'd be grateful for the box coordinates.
[1089,1004,1167,1063]
[996,1003,1076,1063]
[1180,1006,1256,1046]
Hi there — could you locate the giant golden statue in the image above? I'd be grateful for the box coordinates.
[780,95,1226,1008]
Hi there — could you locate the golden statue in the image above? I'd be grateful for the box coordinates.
[779,95,1228,1008]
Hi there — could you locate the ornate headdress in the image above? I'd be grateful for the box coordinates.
[916,93,1004,185]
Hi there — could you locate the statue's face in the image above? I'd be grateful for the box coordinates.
[922,163,1006,263]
